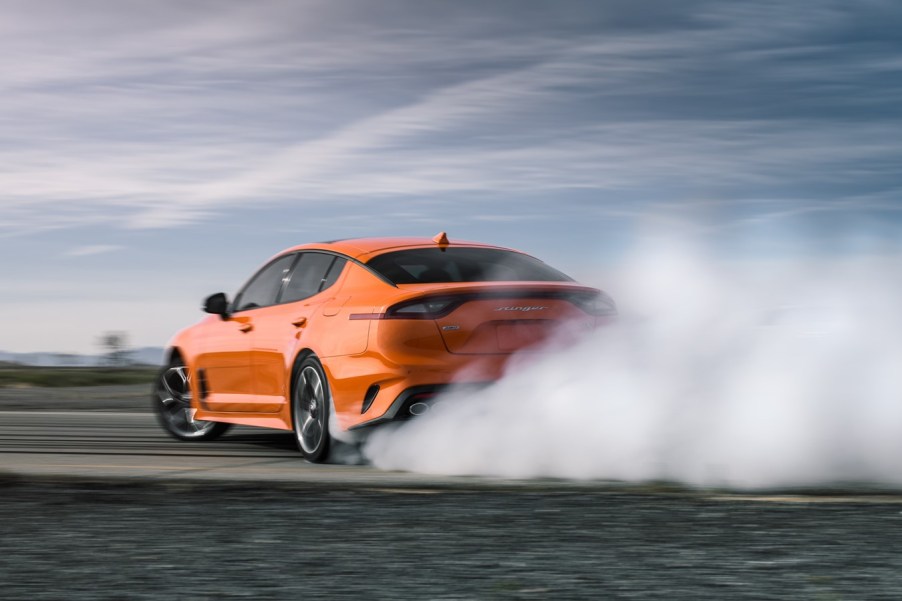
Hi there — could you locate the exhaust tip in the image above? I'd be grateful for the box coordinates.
[409,402,431,416]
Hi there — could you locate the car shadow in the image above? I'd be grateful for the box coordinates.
[221,427,368,464]
[223,429,298,452]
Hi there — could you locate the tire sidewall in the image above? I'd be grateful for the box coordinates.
[152,357,230,441]
[292,355,331,462]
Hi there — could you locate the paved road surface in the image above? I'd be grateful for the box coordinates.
[2,388,902,599]
[0,409,530,487]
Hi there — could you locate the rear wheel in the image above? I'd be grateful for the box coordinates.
[292,356,332,462]
[153,358,231,441]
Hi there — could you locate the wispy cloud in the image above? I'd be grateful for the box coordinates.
[2,0,901,353]
[0,0,900,235]
[63,244,122,257]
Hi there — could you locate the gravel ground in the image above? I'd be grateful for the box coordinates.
[2,479,902,600]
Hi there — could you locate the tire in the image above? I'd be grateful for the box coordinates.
[291,355,332,463]
[152,357,231,441]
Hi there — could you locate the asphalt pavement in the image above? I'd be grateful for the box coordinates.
[2,385,902,599]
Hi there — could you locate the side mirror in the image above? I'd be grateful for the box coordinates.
[203,292,231,319]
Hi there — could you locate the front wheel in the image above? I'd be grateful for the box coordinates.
[292,356,332,462]
[153,359,231,441]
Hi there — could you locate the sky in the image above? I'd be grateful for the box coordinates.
[1,0,901,354]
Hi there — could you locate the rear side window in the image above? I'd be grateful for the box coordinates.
[281,253,347,303]
[365,248,572,284]
[234,254,296,311]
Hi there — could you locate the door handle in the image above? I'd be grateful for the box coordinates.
[292,317,308,328]
[239,323,253,333]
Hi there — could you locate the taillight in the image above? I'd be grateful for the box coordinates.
[384,297,461,319]
[571,291,617,317]
[348,289,617,320]
[349,296,463,320]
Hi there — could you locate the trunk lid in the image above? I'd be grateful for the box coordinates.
[395,282,614,354]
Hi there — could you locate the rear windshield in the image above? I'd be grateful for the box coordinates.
[366,247,573,284]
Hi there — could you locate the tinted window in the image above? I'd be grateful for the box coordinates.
[321,257,347,290]
[366,248,572,284]
[281,253,347,303]
[234,254,296,311]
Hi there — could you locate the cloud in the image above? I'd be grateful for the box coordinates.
[63,244,123,257]
[0,0,900,237]
[2,0,901,356]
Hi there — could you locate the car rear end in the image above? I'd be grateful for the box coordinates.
[333,242,615,431]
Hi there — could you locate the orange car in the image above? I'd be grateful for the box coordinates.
[153,233,615,461]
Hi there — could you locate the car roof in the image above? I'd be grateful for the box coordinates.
[282,235,517,261]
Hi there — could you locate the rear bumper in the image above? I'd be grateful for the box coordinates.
[348,381,493,430]
[323,345,509,431]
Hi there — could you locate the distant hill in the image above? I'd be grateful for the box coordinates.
[0,347,165,367]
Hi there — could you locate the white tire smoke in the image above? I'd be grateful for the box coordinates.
[364,238,902,489]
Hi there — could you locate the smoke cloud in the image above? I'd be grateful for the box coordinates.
[363,236,902,489]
